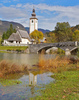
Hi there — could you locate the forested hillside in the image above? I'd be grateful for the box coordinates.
[0,20,25,35]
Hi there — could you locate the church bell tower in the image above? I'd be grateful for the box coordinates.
[29,8,38,34]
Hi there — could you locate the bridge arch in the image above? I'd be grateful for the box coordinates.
[70,47,78,55]
[37,45,63,54]
[37,46,53,53]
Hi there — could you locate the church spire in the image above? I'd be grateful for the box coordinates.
[31,8,36,17]
[29,8,38,34]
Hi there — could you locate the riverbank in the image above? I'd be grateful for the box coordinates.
[31,70,79,100]
[0,46,28,53]
[0,60,28,78]
[38,55,79,72]
[30,55,79,99]
[0,60,30,86]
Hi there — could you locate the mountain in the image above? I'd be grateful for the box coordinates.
[0,20,26,35]
[0,20,50,36]
[38,28,50,34]
[25,27,50,34]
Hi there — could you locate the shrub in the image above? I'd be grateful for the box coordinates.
[38,55,79,72]
[0,60,28,77]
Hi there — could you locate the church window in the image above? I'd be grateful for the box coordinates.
[32,20,33,23]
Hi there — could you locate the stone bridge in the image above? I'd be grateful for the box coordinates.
[28,41,79,55]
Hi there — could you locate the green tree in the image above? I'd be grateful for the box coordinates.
[55,22,72,42]
[45,32,57,43]
[2,24,16,40]
[30,30,43,43]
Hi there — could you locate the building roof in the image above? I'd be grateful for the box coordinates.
[17,29,31,41]
[31,8,36,16]
[30,8,38,20]
[8,33,21,42]
[8,28,31,42]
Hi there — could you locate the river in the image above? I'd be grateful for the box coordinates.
[0,53,54,100]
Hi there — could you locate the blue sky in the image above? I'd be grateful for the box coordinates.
[0,0,79,30]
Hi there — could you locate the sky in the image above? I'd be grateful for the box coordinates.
[0,0,79,31]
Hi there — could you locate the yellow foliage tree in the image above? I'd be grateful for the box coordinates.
[30,30,44,43]
[72,30,79,41]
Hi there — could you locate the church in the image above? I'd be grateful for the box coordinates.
[3,8,45,46]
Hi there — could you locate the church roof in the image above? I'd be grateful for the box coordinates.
[8,28,31,42]
[30,8,38,20]
[31,8,36,16]
[17,29,31,41]
[8,33,21,42]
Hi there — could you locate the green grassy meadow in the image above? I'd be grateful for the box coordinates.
[0,46,28,52]
[31,70,79,100]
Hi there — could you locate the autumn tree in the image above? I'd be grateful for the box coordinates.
[55,22,72,42]
[45,32,57,43]
[30,30,43,43]
[72,30,79,41]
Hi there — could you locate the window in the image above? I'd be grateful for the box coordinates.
[32,20,33,23]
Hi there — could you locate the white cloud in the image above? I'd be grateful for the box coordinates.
[2,0,11,3]
[22,3,79,30]
[16,4,22,8]
[0,6,28,19]
[0,3,79,30]
[11,18,29,27]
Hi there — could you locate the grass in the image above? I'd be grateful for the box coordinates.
[30,55,79,100]
[31,70,79,100]
[0,79,22,86]
[0,46,28,53]
[0,60,28,78]
[0,36,2,45]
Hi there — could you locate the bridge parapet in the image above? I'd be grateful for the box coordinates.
[28,41,79,54]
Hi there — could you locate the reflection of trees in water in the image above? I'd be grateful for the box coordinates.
[4,72,29,79]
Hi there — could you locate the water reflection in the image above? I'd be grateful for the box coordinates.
[0,53,55,99]
[0,71,54,100]
[0,53,55,66]
[29,72,37,86]
[0,53,39,65]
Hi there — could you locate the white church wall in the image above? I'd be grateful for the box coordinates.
[30,19,34,34]
[35,19,38,30]
[20,38,31,44]
[13,41,16,44]
[4,40,9,44]
[30,19,38,34]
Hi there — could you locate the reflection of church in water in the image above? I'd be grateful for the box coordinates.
[29,72,37,86]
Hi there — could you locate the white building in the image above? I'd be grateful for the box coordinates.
[3,28,31,46]
[29,8,38,34]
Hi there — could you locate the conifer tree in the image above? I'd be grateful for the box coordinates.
[2,24,16,40]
